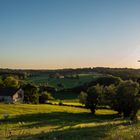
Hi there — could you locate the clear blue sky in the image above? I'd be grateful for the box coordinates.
[0,0,140,69]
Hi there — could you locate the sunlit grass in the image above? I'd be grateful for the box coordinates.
[0,103,140,140]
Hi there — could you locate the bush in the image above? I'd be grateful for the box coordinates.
[58,100,63,105]
[39,92,54,104]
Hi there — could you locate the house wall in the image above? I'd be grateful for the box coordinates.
[0,89,24,103]
[12,89,24,103]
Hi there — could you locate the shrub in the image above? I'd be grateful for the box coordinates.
[39,92,54,104]
[58,100,63,105]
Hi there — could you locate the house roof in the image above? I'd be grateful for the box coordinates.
[0,88,19,96]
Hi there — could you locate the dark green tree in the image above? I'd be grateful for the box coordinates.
[79,91,87,105]
[3,76,19,88]
[39,92,54,104]
[85,84,103,114]
[0,77,4,88]
[96,76,122,86]
[23,84,39,104]
[113,80,140,119]
[103,84,118,109]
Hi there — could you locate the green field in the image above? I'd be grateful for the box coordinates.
[26,73,101,88]
[0,104,140,140]
[26,73,102,104]
[26,73,103,104]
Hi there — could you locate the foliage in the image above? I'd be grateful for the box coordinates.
[85,84,103,114]
[81,80,140,119]
[95,76,122,86]
[103,84,117,107]
[39,92,54,104]
[0,76,4,88]
[23,84,39,104]
[79,91,87,105]
[3,76,19,88]
[57,83,64,89]
[111,80,140,119]
[58,100,63,105]
[39,85,57,93]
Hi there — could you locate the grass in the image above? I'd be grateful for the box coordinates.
[26,73,101,89]
[0,104,140,140]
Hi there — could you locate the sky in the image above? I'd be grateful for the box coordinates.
[0,0,140,69]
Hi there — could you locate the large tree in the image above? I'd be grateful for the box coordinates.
[85,84,103,114]
[23,84,39,104]
[113,80,140,119]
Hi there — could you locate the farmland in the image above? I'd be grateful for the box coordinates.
[0,69,140,140]
[25,73,102,104]
[26,73,102,88]
[0,104,140,140]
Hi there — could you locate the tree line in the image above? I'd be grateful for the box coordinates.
[79,79,140,120]
[1,67,140,81]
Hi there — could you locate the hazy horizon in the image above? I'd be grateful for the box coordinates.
[0,0,140,69]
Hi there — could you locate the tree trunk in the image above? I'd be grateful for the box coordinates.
[90,108,95,114]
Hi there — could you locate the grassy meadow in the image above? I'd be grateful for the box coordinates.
[26,73,101,88]
[0,103,140,140]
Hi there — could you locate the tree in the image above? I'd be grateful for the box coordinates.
[0,77,4,88]
[96,76,122,86]
[3,76,19,88]
[23,84,39,104]
[39,85,57,93]
[57,83,64,89]
[103,84,117,108]
[39,92,54,104]
[79,91,87,105]
[113,80,140,119]
[85,84,103,114]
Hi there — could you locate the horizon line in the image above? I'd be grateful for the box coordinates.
[0,66,140,71]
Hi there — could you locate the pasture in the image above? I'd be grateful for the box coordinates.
[26,73,101,88]
[26,73,102,104]
[0,104,140,140]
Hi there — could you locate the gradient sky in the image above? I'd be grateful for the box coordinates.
[0,0,140,69]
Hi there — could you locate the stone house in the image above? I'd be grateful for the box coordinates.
[0,88,24,103]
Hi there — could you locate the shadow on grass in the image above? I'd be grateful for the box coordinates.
[1,111,119,129]
[10,122,123,140]
[1,111,129,140]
